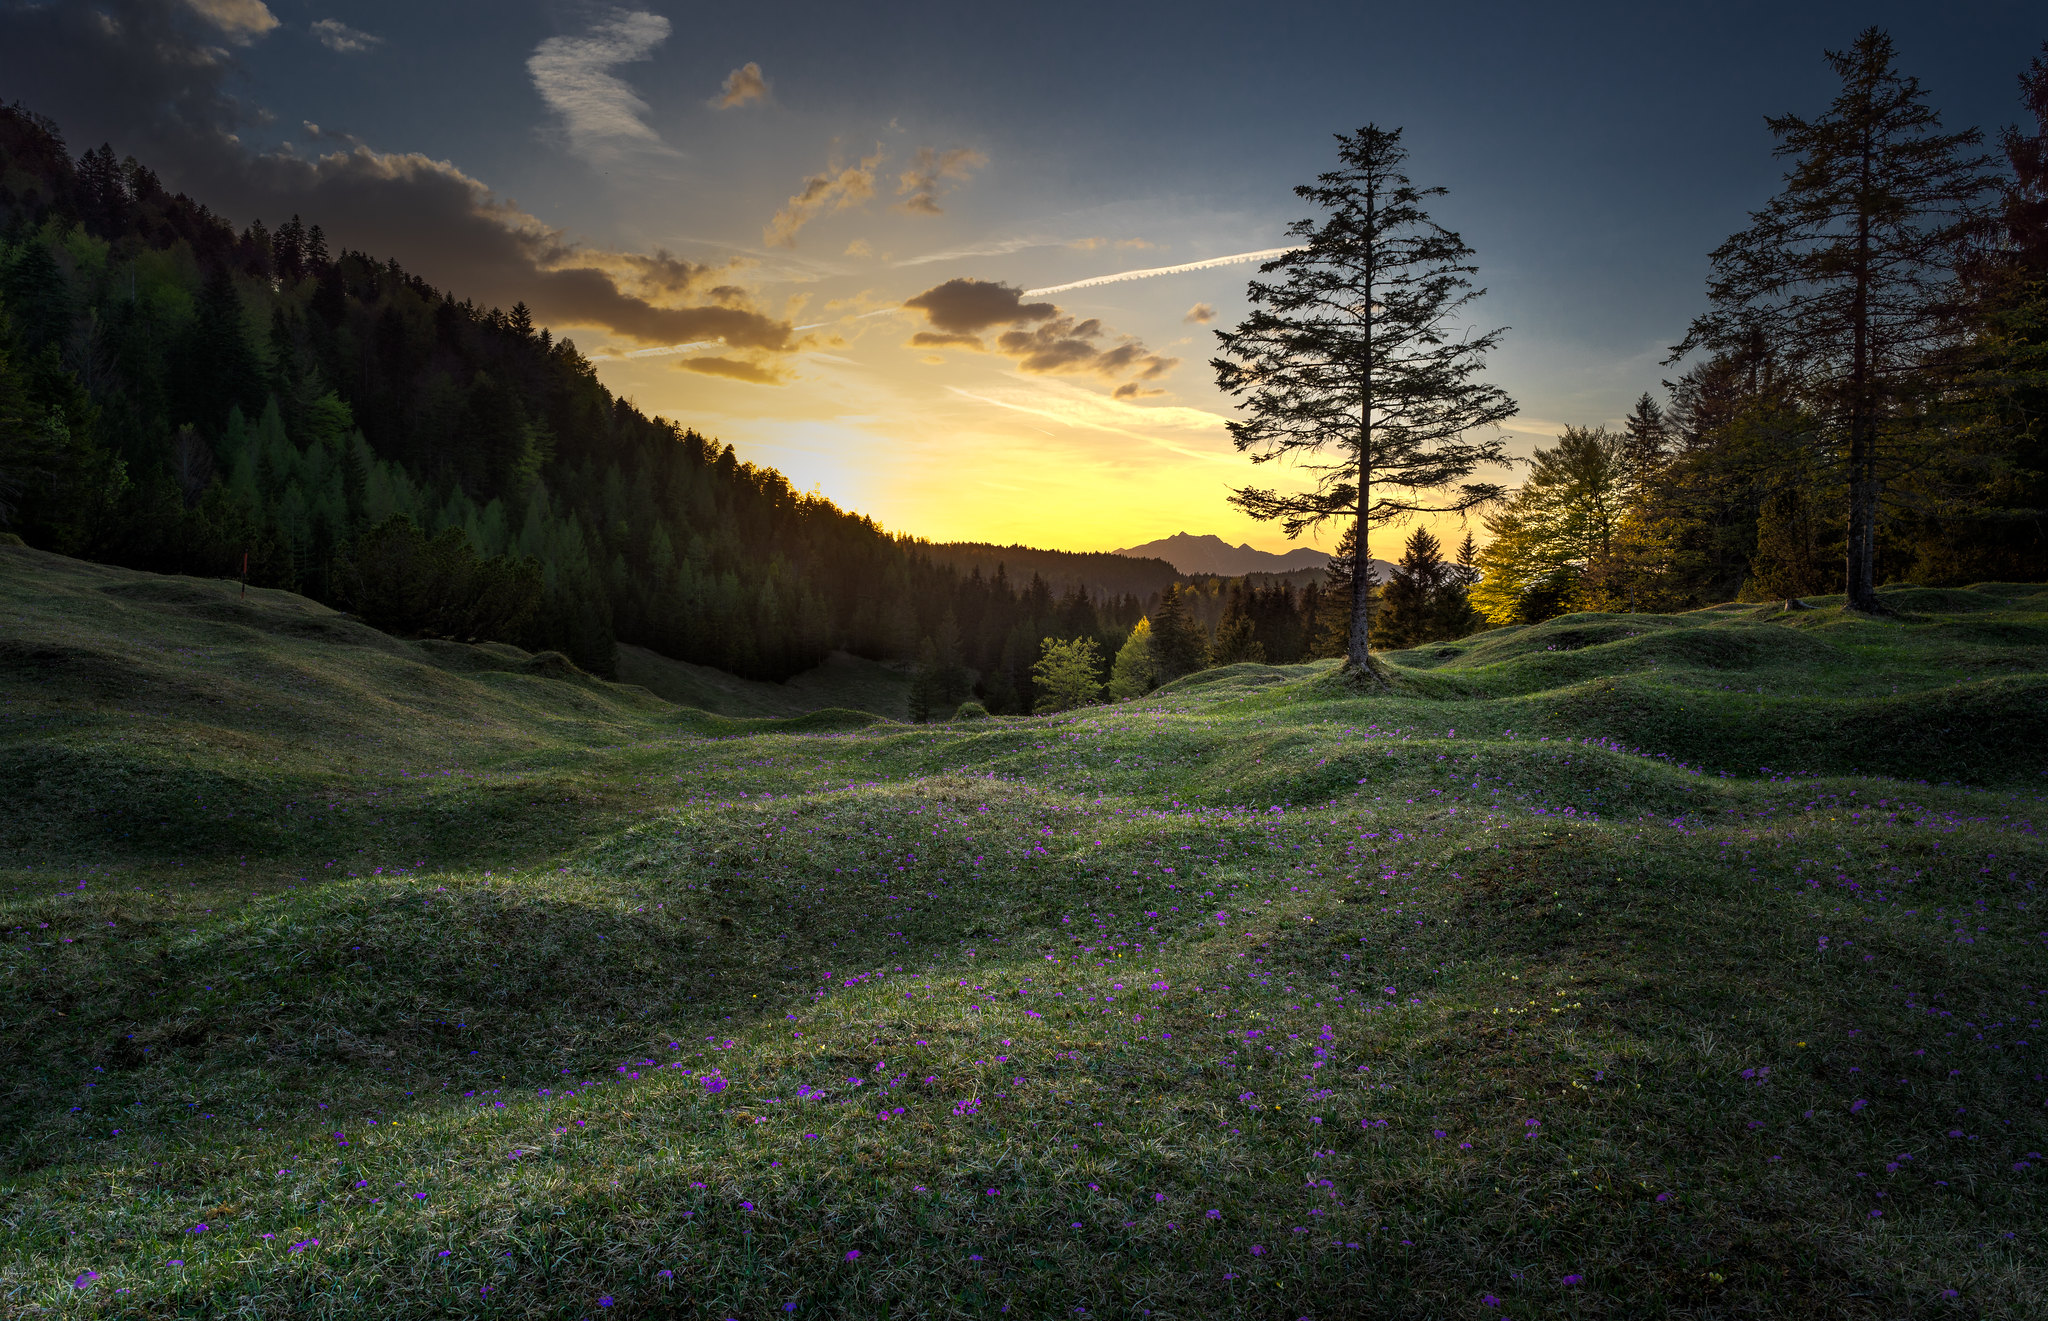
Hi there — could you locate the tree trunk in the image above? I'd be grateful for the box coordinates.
[1844,130,1881,613]
[1347,209,1377,669]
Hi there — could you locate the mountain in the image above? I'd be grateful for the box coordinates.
[1115,532,1396,582]
[1115,533,1327,576]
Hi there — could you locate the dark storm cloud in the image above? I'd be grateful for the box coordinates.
[901,279,1055,335]
[0,0,791,352]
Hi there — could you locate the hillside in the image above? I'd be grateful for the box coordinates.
[2,543,2044,1317]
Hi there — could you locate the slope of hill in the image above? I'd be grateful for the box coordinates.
[3,545,2044,1317]
[614,644,913,721]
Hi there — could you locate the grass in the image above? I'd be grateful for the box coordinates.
[1,541,2044,1318]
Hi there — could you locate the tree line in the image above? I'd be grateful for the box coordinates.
[1204,32,2045,672]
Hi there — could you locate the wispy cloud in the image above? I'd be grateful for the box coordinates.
[764,147,882,247]
[947,383,1227,462]
[310,18,381,54]
[528,10,671,153]
[895,146,986,215]
[711,61,768,109]
[1025,246,1299,296]
[1183,302,1215,324]
[892,235,1053,267]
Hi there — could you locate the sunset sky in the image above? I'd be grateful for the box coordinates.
[4,0,2041,554]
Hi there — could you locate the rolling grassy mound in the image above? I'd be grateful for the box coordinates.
[1,545,2044,1319]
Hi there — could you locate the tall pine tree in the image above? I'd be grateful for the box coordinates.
[1214,125,1516,670]
[1672,28,1997,611]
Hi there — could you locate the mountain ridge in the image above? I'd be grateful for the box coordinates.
[1115,531,1398,582]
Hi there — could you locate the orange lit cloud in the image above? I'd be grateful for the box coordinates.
[765,147,883,246]
[679,355,789,385]
[711,61,769,108]
[895,146,986,215]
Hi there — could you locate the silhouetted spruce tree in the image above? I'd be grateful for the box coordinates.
[1672,28,1997,611]
[1148,584,1208,679]
[1214,124,1516,672]
[1376,527,1450,649]
[1212,585,1266,664]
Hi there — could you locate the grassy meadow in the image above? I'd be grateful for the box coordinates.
[1,540,2045,1319]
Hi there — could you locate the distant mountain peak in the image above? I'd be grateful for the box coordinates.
[1114,532,1332,577]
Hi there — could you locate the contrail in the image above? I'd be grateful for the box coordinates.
[1024,246,1301,297]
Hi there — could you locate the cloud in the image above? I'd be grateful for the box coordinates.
[893,235,1053,267]
[764,148,882,247]
[527,10,671,153]
[895,146,986,215]
[1114,383,1167,400]
[994,316,1178,384]
[678,355,787,385]
[710,61,768,109]
[1025,246,1300,296]
[903,278,1175,390]
[270,147,791,349]
[1183,302,1215,324]
[310,18,381,54]
[184,0,277,42]
[908,331,985,349]
[843,238,872,258]
[1069,236,1158,252]
[0,3,791,358]
[901,278,1054,335]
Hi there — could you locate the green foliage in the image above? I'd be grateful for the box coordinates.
[1106,617,1156,698]
[1210,610,1265,664]
[1030,636,1105,712]
[334,515,544,642]
[1376,527,1479,648]
[950,699,991,721]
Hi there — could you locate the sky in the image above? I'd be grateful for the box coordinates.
[2,0,2042,555]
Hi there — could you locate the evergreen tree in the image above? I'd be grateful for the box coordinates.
[1214,125,1516,669]
[908,637,940,723]
[1376,527,1450,649]
[1147,584,1208,679]
[1211,587,1266,664]
[1672,28,1998,611]
[1619,393,1671,487]
[1453,532,1480,587]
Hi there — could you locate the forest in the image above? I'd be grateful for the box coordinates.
[1,34,2043,716]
